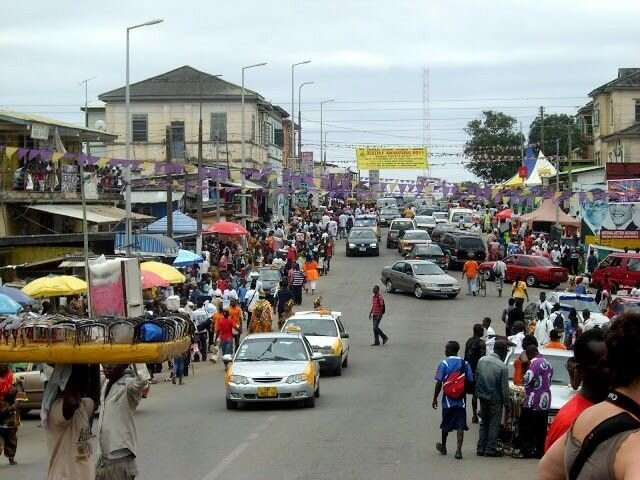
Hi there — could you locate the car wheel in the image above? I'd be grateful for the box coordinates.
[482,269,492,281]
[226,398,238,410]
[610,282,619,295]
[386,280,395,293]
[342,355,349,368]
[314,381,320,398]
[375,250,380,257]
[346,250,351,257]
[386,242,392,249]
[446,253,453,269]
[304,395,316,408]
[333,362,343,377]
[414,284,424,299]
[447,293,458,299]
[526,274,537,287]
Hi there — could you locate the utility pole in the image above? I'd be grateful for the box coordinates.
[519,121,524,166]
[79,135,92,318]
[539,106,545,153]
[196,85,204,254]
[215,140,221,222]
[555,138,560,227]
[166,126,173,238]
[567,124,573,193]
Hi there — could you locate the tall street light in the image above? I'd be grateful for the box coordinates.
[124,18,163,255]
[241,62,267,227]
[297,81,314,172]
[320,98,335,172]
[290,60,311,168]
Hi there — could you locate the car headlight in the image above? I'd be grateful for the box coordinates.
[286,373,309,384]
[369,243,377,247]
[349,243,356,248]
[230,375,249,385]
[316,346,333,354]
[452,282,460,288]
[424,283,437,288]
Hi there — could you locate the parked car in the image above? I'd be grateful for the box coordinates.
[223,332,322,409]
[405,243,447,268]
[546,292,610,327]
[414,215,436,233]
[386,218,416,248]
[433,212,449,224]
[430,222,458,243]
[397,229,431,254]
[608,296,640,319]
[506,347,575,419]
[376,197,398,210]
[381,260,460,299]
[257,266,282,303]
[448,208,474,228]
[590,252,640,293]
[479,254,568,288]
[436,232,487,270]
[416,206,435,216]
[378,207,399,226]
[10,363,43,412]
[354,215,380,240]
[346,228,380,256]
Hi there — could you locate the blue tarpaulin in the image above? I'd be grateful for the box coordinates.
[145,211,198,235]
[172,249,203,267]
[114,233,180,257]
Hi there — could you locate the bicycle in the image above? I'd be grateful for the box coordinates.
[477,274,487,297]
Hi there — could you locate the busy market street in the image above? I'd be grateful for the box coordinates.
[9,234,541,480]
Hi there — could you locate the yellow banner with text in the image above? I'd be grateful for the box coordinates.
[355,147,428,170]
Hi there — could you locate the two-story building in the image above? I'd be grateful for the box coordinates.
[589,68,640,165]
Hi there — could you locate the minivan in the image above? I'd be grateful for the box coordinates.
[436,232,487,269]
[448,208,474,228]
[386,218,417,248]
[591,253,640,293]
[376,197,398,209]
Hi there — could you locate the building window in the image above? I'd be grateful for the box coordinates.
[274,128,284,148]
[595,151,601,165]
[593,105,600,127]
[251,114,256,142]
[210,113,227,142]
[635,100,640,123]
[610,100,614,126]
[132,114,148,142]
[263,123,271,146]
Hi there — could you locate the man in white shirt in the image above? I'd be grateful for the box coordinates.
[458,216,465,229]
[338,213,348,238]
[328,219,338,239]
[550,245,561,265]
[482,317,496,353]
[534,310,555,346]
[507,321,526,353]
[536,292,553,318]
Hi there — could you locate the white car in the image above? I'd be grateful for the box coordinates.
[282,310,349,376]
[546,292,610,328]
[505,347,576,418]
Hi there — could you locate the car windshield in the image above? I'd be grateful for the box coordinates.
[412,263,444,275]
[459,238,484,249]
[433,213,448,220]
[285,318,338,337]
[349,230,376,240]
[235,337,308,362]
[258,269,281,281]
[381,208,397,215]
[392,221,414,230]
[414,245,442,255]
[415,216,435,224]
[404,231,430,240]
[506,352,570,385]
[558,297,602,313]
[535,257,554,267]
[355,218,376,227]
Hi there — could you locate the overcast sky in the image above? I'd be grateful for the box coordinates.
[3,0,640,182]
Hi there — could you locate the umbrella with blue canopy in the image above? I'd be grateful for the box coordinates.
[172,249,204,267]
[0,286,35,306]
[0,293,22,314]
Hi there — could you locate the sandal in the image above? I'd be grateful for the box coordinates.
[436,442,447,455]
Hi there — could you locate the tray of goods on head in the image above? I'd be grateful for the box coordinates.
[0,313,194,364]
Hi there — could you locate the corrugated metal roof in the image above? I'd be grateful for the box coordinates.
[27,204,153,224]
[131,191,185,204]
[0,108,116,138]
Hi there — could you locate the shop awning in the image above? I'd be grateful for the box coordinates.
[114,233,180,257]
[131,191,185,204]
[27,204,153,224]
[221,180,264,190]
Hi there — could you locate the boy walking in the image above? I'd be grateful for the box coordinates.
[433,341,474,459]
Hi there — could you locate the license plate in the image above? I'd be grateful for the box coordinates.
[359,247,366,251]
[442,288,453,292]
[257,387,277,398]
[555,272,563,276]
[468,252,475,258]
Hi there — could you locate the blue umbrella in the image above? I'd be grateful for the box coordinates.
[172,249,204,267]
[0,286,35,306]
[0,294,22,314]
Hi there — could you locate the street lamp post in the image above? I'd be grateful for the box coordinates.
[297,81,314,172]
[241,62,267,228]
[290,60,311,169]
[320,98,335,172]
[124,18,163,255]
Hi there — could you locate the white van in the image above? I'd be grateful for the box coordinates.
[448,208,474,229]
[376,197,398,209]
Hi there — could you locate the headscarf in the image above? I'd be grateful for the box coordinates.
[40,364,72,428]
[0,367,14,399]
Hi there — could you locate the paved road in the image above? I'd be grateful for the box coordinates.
[6,237,542,479]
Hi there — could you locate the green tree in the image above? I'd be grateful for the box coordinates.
[528,113,583,156]
[464,111,523,183]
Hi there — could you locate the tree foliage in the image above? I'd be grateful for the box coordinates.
[528,113,583,157]
[464,111,523,184]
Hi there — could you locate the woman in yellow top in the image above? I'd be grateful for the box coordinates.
[303,255,319,295]
[511,276,529,310]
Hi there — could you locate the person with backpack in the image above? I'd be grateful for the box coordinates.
[539,312,640,480]
[433,340,475,459]
[492,258,506,297]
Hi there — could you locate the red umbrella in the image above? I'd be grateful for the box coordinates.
[203,221,249,236]
[495,208,512,219]
[141,270,170,289]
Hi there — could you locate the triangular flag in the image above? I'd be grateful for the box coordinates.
[97,157,110,167]
[586,191,594,202]
[51,152,64,163]
[4,147,18,159]
[313,178,321,188]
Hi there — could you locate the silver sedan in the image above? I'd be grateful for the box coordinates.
[381,260,461,299]
[223,332,322,409]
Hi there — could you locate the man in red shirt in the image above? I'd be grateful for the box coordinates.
[543,328,609,452]
[369,285,388,346]
[215,309,236,359]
